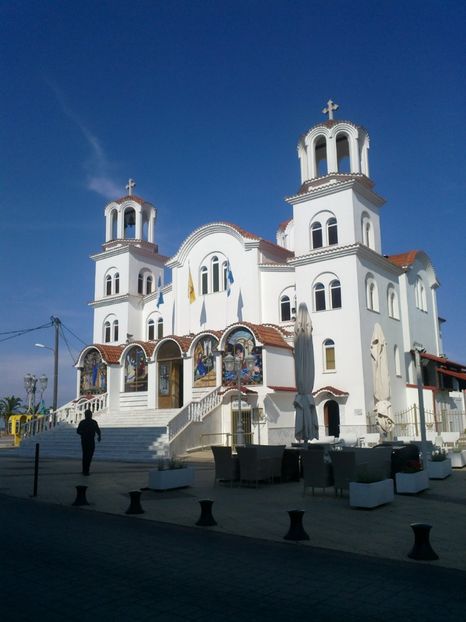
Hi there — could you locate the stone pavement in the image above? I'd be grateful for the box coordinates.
[0,449,465,572]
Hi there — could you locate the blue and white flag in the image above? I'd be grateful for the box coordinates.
[156,275,164,308]
[226,261,234,297]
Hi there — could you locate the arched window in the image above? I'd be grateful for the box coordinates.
[157,318,164,339]
[111,210,118,240]
[323,339,336,371]
[327,218,338,246]
[138,272,144,294]
[146,275,153,295]
[212,256,220,292]
[113,320,119,342]
[394,345,401,377]
[114,273,120,295]
[387,285,398,319]
[366,276,379,312]
[104,321,111,343]
[124,207,136,239]
[336,133,350,173]
[314,283,326,311]
[311,222,323,249]
[124,346,148,392]
[415,277,427,311]
[200,266,208,295]
[222,261,228,290]
[280,295,291,322]
[362,214,374,249]
[330,280,342,309]
[315,136,327,177]
[148,319,155,340]
[105,275,112,296]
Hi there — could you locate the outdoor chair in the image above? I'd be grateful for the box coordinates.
[236,446,274,487]
[302,450,334,496]
[330,450,357,496]
[211,446,239,486]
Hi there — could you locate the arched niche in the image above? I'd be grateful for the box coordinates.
[157,340,183,408]
[222,328,263,387]
[80,348,107,395]
[193,336,219,387]
[124,346,148,392]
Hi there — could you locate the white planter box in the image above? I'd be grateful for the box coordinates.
[395,470,429,494]
[448,452,465,468]
[148,467,194,490]
[426,459,452,479]
[349,479,394,509]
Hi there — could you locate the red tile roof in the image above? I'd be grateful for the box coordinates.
[230,322,293,350]
[312,386,349,397]
[421,352,465,369]
[277,219,292,232]
[386,250,420,269]
[113,195,148,206]
[268,386,297,392]
[93,344,125,364]
[437,368,466,382]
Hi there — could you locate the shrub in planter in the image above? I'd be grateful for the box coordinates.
[448,448,465,468]
[148,457,194,490]
[349,466,394,508]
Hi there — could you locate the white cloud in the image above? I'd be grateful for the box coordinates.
[47,79,121,199]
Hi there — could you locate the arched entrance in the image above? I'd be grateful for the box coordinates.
[157,341,183,409]
[324,400,340,437]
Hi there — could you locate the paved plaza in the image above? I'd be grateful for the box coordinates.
[0,450,465,570]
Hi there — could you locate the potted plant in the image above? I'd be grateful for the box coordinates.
[448,447,465,468]
[349,466,394,509]
[148,457,194,490]
[426,449,452,479]
[395,459,429,494]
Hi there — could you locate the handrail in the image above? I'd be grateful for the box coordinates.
[20,394,108,439]
[168,387,222,441]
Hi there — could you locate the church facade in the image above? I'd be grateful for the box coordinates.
[76,104,464,454]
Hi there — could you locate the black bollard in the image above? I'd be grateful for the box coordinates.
[408,523,439,561]
[126,490,145,515]
[72,485,90,506]
[32,443,40,497]
[284,509,309,541]
[196,499,217,526]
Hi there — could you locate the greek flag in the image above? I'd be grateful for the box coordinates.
[226,261,234,297]
[156,275,164,308]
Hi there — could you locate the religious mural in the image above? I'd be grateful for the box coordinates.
[80,349,107,395]
[222,328,263,386]
[193,336,218,387]
[124,346,148,392]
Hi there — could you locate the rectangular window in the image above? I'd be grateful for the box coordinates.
[325,347,335,370]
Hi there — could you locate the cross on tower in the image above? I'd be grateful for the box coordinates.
[322,100,339,120]
[126,178,136,196]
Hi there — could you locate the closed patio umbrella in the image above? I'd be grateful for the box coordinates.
[370,323,394,434]
[294,303,319,441]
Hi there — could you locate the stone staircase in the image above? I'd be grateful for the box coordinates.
[14,409,178,462]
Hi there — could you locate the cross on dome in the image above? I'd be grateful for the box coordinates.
[322,100,339,120]
[126,178,136,196]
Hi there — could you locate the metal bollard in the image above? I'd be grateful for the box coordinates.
[126,490,145,515]
[72,485,90,506]
[284,509,309,541]
[196,499,217,526]
[408,523,439,560]
[32,443,40,497]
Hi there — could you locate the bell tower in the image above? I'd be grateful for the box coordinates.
[90,179,165,345]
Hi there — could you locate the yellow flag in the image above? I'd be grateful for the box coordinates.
[188,267,196,304]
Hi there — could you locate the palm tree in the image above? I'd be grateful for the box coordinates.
[0,396,23,429]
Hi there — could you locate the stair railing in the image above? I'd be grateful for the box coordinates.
[168,387,222,441]
[20,394,108,439]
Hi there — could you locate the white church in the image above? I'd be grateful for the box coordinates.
[20,103,466,460]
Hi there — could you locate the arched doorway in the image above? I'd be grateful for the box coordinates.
[157,341,183,409]
[324,400,340,437]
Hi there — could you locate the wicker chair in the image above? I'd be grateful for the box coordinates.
[302,450,334,496]
[211,446,239,486]
[329,450,357,497]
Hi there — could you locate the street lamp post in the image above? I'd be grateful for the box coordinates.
[412,342,429,468]
[224,349,255,446]
[24,373,48,414]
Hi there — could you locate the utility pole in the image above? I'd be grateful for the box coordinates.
[51,316,60,412]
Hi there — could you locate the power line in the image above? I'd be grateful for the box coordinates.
[0,321,53,344]
[60,321,88,347]
[59,325,78,365]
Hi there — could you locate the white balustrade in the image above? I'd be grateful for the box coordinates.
[168,387,221,441]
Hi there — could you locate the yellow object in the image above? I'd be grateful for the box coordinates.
[8,414,33,446]
[188,267,196,303]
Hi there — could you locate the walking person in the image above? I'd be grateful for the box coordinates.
[77,409,101,475]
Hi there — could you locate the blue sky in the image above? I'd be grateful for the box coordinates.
[1,0,465,408]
